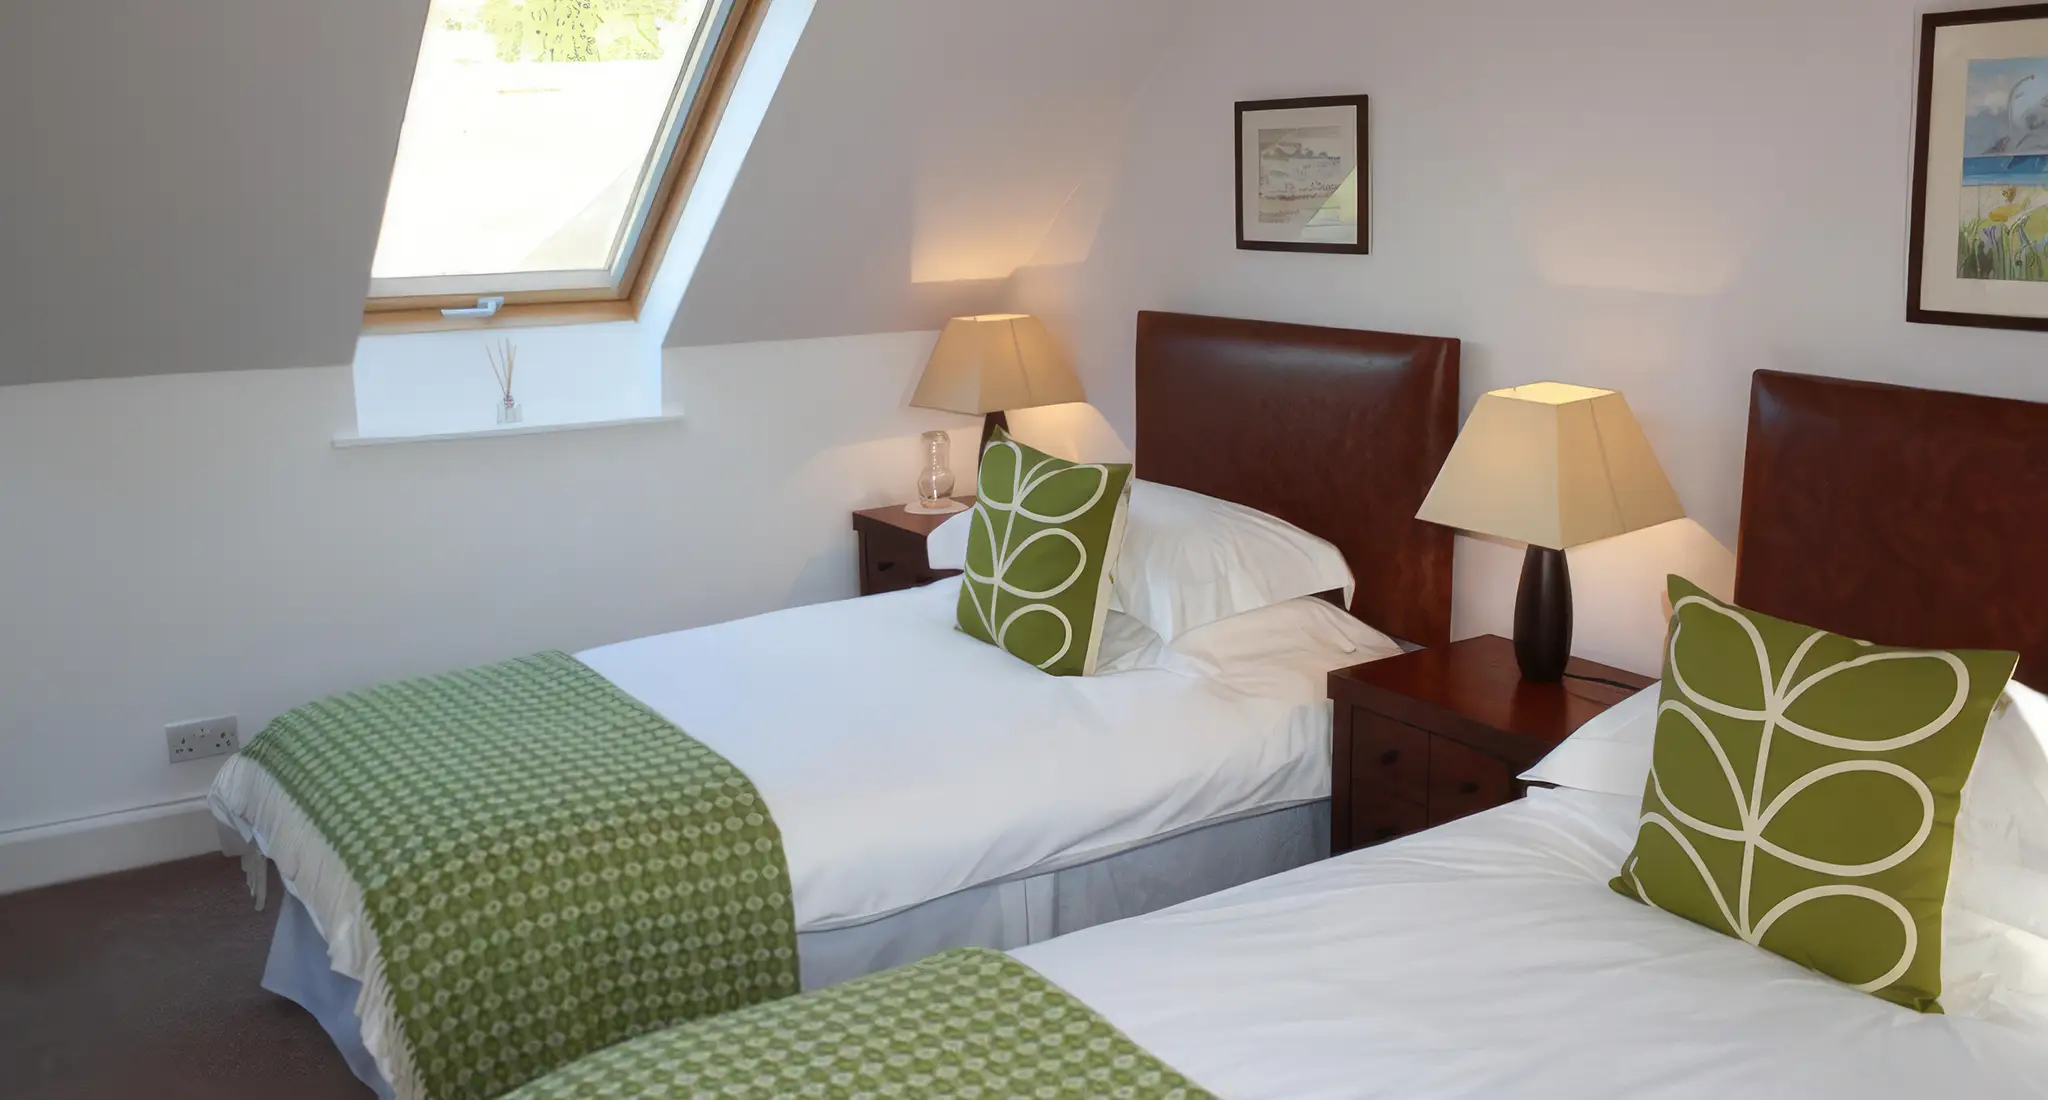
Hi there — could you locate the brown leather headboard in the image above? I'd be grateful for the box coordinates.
[1736,370,2048,688]
[1134,310,1459,647]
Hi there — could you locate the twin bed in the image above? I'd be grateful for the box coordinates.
[213,312,1463,1098]
[1006,370,2048,1099]
[217,314,2048,1098]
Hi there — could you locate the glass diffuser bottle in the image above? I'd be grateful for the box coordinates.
[914,430,958,512]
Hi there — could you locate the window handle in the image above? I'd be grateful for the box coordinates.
[441,296,505,319]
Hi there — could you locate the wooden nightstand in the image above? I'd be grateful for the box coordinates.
[1328,634,1654,854]
[852,499,973,597]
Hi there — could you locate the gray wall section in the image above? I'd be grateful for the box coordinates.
[0,0,424,386]
[664,0,1178,347]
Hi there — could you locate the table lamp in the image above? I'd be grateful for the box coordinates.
[911,314,1088,458]
[1416,382,1684,682]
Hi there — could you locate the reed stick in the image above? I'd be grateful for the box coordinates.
[486,339,518,400]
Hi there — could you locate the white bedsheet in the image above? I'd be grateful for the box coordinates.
[1017,788,2048,1100]
[578,577,1331,931]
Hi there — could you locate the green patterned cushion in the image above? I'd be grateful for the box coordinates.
[957,427,1133,676]
[1610,576,2018,1012]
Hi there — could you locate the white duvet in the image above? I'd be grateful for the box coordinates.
[577,576,1331,931]
[222,576,1334,940]
[1018,787,2048,1100]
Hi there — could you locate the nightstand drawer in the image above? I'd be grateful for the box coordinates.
[1348,709,1430,799]
[861,541,929,593]
[1428,736,1517,825]
[1356,793,1428,847]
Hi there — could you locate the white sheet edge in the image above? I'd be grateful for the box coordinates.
[209,755,424,1100]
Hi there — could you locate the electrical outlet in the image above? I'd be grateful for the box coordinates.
[166,716,239,763]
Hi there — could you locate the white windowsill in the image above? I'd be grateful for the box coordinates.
[333,412,683,449]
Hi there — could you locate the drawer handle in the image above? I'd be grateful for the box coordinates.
[1379,750,1401,766]
[875,560,898,572]
[1457,781,1480,796]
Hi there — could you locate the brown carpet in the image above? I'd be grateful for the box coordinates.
[0,856,369,1100]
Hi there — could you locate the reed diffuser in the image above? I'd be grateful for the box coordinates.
[487,339,521,425]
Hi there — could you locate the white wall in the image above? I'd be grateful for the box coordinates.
[1012,0,2048,675]
[0,332,981,885]
[352,321,663,438]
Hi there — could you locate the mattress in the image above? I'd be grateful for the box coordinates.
[1016,787,2048,1099]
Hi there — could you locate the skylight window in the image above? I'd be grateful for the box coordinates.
[367,0,750,318]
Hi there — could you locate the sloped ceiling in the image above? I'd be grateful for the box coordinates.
[665,0,1177,347]
[0,0,424,387]
[0,0,1172,387]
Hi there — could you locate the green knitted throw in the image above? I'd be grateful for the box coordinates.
[240,651,798,1099]
[505,948,1215,1099]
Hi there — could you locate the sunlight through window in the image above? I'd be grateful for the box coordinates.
[369,0,743,308]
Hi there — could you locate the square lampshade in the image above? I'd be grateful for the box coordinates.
[911,314,1087,416]
[1417,382,1684,551]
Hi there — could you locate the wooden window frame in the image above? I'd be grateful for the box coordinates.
[362,0,769,335]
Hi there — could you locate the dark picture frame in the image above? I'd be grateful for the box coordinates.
[1909,4,2048,331]
[1235,95,1370,255]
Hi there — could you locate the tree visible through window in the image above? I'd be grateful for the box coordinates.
[369,0,742,309]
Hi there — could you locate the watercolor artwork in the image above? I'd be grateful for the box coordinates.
[1236,95,1368,254]
[1909,7,2048,329]
[1959,56,2048,282]
[1256,126,1353,228]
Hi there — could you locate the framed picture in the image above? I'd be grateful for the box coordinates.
[1236,95,1369,254]
[1910,4,2048,330]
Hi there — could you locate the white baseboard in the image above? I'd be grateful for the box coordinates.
[0,798,226,896]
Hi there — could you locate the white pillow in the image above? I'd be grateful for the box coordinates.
[927,507,973,572]
[1110,480,1355,643]
[1517,684,1661,797]
[1956,681,2048,886]
[1151,596,1401,701]
[1527,678,2048,1023]
[1092,611,1169,675]
[1945,684,2048,1021]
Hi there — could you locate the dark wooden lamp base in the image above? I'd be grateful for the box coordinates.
[978,410,1010,455]
[1513,545,1573,682]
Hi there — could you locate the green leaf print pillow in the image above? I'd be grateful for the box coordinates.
[957,427,1133,677]
[1610,576,2019,1012]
